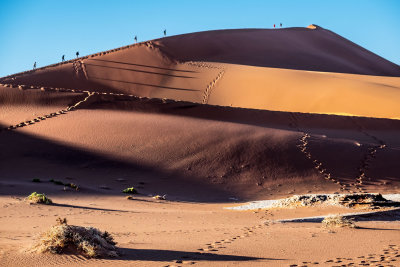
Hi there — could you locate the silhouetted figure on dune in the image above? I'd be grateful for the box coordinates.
[273,24,275,28]
[134,35,137,43]
[33,62,36,70]
[62,55,65,62]
[164,29,166,37]
[76,51,79,58]
[280,23,282,27]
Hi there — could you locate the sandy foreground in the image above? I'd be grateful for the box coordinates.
[1,195,400,267]
[1,25,400,266]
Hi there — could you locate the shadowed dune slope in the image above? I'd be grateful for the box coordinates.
[1,86,400,200]
[157,26,400,76]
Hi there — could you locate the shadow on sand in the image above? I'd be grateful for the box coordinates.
[114,248,283,262]
[0,123,233,202]
[91,76,200,92]
[84,63,196,79]
[87,58,199,73]
[51,203,135,213]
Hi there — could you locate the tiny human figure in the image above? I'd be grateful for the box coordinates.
[273,24,275,28]
[280,23,282,27]
[76,51,79,58]
[33,62,37,69]
[164,29,166,37]
[62,55,65,62]
[134,35,137,43]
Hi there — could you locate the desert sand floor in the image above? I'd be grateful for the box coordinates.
[0,195,399,267]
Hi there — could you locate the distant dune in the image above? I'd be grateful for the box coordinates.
[157,25,400,76]
[2,25,399,120]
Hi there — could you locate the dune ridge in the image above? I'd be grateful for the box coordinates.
[2,25,400,120]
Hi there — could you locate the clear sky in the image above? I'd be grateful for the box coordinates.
[0,0,399,77]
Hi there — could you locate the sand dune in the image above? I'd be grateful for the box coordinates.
[2,25,399,119]
[157,25,400,76]
[1,25,400,266]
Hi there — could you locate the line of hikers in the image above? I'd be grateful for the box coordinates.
[33,51,80,69]
[33,24,284,70]
[133,29,167,44]
[33,28,170,70]
[33,28,170,69]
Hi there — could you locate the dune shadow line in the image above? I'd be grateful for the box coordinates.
[85,63,196,79]
[91,76,200,92]
[88,58,198,73]
[52,203,135,213]
[115,248,283,262]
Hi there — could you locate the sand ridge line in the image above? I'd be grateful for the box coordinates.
[289,113,349,191]
[0,82,200,110]
[185,61,224,70]
[0,91,94,132]
[349,117,387,193]
[0,39,158,82]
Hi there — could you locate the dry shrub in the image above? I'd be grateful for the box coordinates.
[152,195,166,200]
[322,215,357,228]
[27,192,52,204]
[32,218,119,258]
[122,187,137,194]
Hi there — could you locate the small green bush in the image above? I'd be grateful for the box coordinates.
[122,187,137,194]
[32,178,41,183]
[27,192,52,204]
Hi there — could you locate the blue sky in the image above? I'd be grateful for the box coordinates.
[0,0,399,77]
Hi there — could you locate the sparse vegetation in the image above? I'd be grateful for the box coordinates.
[322,215,357,228]
[32,178,41,183]
[153,195,166,200]
[122,187,137,194]
[49,179,79,190]
[26,192,52,204]
[65,183,79,190]
[31,218,118,258]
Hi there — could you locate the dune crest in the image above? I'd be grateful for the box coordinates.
[1,25,400,120]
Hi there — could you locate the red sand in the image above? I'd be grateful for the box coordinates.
[0,25,399,266]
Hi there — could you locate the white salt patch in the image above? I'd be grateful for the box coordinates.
[277,208,400,223]
[225,193,400,211]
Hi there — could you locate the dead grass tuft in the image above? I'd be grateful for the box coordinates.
[31,218,119,258]
[122,187,137,194]
[322,215,357,228]
[152,195,166,200]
